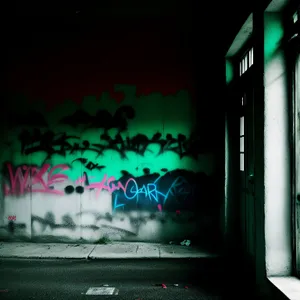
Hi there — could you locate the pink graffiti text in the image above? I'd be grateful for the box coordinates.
[75,174,94,185]
[8,215,16,221]
[87,175,126,198]
[4,163,69,196]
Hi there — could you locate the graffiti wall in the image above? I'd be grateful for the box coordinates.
[0,19,222,244]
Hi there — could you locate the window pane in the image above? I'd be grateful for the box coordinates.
[240,153,244,171]
[240,116,244,135]
[293,11,298,23]
[249,50,251,66]
[244,56,248,71]
[249,48,253,66]
[240,136,244,152]
[239,48,254,76]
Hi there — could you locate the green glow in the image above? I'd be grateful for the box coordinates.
[1,86,208,184]
[226,59,234,84]
[264,13,284,63]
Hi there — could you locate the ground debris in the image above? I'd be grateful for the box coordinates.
[180,239,191,246]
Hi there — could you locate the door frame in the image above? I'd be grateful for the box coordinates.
[293,50,300,276]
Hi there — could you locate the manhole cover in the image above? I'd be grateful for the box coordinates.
[85,287,118,295]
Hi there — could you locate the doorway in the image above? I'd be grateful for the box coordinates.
[239,69,256,261]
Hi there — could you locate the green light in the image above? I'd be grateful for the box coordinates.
[226,59,234,84]
[1,87,206,183]
[264,13,284,63]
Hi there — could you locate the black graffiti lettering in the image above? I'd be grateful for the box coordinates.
[75,186,84,194]
[18,129,31,154]
[72,158,88,164]
[83,172,90,186]
[59,106,135,132]
[129,134,151,155]
[18,128,202,160]
[169,177,191,199]
[155,133,191,158]
[95,134,119,154]
[92,133,152,158]
[69,140,103,157]
[72,158,105,171]
[86,162,104,171]
[143,168,150,175]
[113,133,126,154]
[91,132,200,159]
[158,133,201,159]
[18,129,80,157]
[151,132,162,141]
[65,185,75,194]
[82,140,90,149]
[19,129,55,155]
[174,134,186,157]
[70,142,80,154]
[52,133,77,156]
[64,185,85,194]
[158,133,176,155]
[93,133,126,158]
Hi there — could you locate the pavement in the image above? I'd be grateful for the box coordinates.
[0,242,220,259]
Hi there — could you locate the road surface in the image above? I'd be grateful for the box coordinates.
[0,258,240,299]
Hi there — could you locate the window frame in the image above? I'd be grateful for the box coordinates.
[228,36,254,172]
[240,113,245,171]
[237,36,254,77]
[228,36,254,82]
[238,69,254,173]
[294,44,300,279]
[286,5,300,277]
[239,47,254,76]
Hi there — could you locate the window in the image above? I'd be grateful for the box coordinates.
[239,47,254,76]
[293,11,298,24]
[240,97,245,171]
[291,9,299,42]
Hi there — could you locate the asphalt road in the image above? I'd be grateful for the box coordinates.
[0,258,240,300]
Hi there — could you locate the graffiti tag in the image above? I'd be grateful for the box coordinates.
[113,175,190,211]
[3,163,194,212]
[3,163,69,196]
[18,129,201,160]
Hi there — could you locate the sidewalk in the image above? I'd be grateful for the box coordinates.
[0,242,220,259]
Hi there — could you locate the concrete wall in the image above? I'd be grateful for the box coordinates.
[264,12,292,276]
[0,18,223,245]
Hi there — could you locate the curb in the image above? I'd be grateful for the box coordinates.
[0,255,220,260]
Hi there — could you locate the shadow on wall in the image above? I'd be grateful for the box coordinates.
[0,209,219,246]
